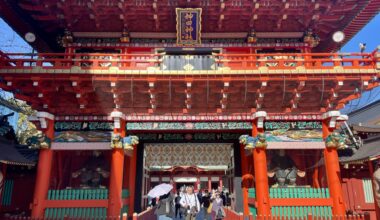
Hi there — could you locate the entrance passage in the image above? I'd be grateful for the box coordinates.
[141,143,234,207]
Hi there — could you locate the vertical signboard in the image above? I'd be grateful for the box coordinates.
[176,8,202,45]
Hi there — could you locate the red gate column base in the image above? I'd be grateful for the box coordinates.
[108,111,126,217]
[30,112,55,218]
[252,111,271,216]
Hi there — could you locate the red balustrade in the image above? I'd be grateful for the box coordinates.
[2,208,370,220]
[0,51,378,72]
[214,52,378,70]
[224,207,370,220]
[132,207,156,220]
[4,216,126,220]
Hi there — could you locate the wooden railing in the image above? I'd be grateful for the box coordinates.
[43,188,129,219]
[215,53,378,70]
[224,207,369,220]
[249,188,333,218]
[3,209,155,220]
[132,207,155,220]
[1,180,14,207]
[4,216,126,220]
[0,52,378,72]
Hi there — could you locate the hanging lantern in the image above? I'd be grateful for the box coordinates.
[62,29,73,45]
[303,29,320,47]
[247,29,257,43]
[120,29,130,43]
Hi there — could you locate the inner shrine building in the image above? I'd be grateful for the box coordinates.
[0,0,380,219]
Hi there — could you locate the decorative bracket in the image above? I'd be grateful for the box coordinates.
[28,111,54,129]
[322,111,341,128]
[252,111,267,128]
[110,111,125,129]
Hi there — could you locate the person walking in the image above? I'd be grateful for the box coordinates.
[175,192,183,219]
[202,190,212,220]
[180,186,200,220]
[211,192,225,220]
[155,192,175,220]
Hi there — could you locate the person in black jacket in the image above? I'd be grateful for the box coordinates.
[174,192,182,219]
[202,190,212,220]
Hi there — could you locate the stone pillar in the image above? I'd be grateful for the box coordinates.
[252,111,271,216]
[31,112,55,218]
[108,111,126,217]
[322,111,346,216]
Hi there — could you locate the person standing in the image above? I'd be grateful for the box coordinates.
[180,186,200,220]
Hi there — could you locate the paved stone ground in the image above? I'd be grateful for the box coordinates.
[172,208,212,220]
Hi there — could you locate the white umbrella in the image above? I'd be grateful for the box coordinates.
[147,183,173,198]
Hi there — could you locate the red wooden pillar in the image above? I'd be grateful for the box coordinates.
[196,178,200,191]
[31,112,55,218]
[241,142,250,215]
[322,111,346,216]
[128,143,137,216]
[240,145,248,175]
[312,152,321,188]
[208,177,212,192]
[368,160,380,219]
[108,111,126,217]
[252,111,271,216]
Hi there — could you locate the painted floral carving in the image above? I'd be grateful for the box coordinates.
[110,133,123,149]
[325,132,346,149]
[239,133,267,150]
[123,135,139,151]
[27,131,51,149]
[110,134,139,151]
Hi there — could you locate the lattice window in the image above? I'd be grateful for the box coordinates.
[362,178,374,203]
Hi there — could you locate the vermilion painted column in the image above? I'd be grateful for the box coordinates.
[31,112,55,218]
[108,112,126,217]
[368,160,380,220]
[240,142,250,215]
[196,178,200,191]
[208,177,212,192]
[128,143,137,217]
[252,111,271,216]
[312,153,321,188]
[322,111,346,216]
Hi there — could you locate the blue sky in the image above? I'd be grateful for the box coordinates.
[0,13,380,115]
[338,13,380,113]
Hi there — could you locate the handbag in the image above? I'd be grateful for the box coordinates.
[190,206,198,217]
[207,203,212,214]
[165,200,170,214]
